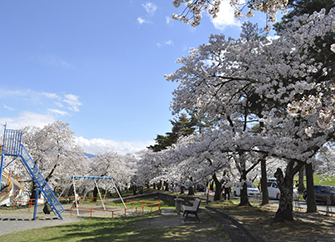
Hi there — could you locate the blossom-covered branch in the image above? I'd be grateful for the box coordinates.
[171,0,289,30]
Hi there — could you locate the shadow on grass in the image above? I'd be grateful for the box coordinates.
[10,210,227,242]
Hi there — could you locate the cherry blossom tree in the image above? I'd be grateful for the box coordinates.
[161,129,264,203]
[88,150,137,197]
[136,150,167,190]
[165,9,335,221]
[314,143,335,178]
[21,120,87,198]
[171,0,289,30]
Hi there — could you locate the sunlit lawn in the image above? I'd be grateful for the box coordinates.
[312,174,335,186]
[0,210,228,242]
[0,195,228,242]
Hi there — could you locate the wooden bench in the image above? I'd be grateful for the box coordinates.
[182,198,201,222]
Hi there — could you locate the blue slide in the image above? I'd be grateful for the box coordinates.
[0,128,64,219]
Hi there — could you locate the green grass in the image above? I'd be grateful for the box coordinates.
[311,174,335,186]
[292,174,335,186]
[76,196,173,210]
[0,214,158,242]
[0,210,228,242]
[0,196,229,242]
[253,174,335,188]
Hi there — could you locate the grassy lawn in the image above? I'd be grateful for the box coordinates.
[311,174,335,186]
[0,197,229,242]
[292,174,335,187]
[0,212,228,242]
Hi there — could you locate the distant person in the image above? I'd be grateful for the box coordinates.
[72,193,81,207]
[224,185,231,200]
[43,202,51,214]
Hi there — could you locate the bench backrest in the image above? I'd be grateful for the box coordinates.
[193,198,201,210]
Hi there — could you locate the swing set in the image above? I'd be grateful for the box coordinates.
[58,175,126,217]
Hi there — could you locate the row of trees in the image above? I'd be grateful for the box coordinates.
[2,120,137,200]
[136,0,335,222]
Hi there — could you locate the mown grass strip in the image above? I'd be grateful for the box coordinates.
[0,210,228,242]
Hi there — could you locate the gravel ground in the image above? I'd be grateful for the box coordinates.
[0,206,85,237]
[0,215,85,236]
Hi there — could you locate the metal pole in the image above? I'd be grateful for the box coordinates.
[57,179,72,199]
[33,187,40,220]
[112,179,126,208]
[0,154,4,190]
[3,156,19,170]
[94,179,106,210]
[72,178,79,216]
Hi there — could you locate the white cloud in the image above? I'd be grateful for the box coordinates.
[42,92,60,99]
[0,89,31,98]
[0,111,55,130]
[142,2,157,15]
[137,17,151,24]
[137,17,144,24]
[48,108,68,116]
[209,1,240,30]
[0,87,82,117]
[3,103,15,111]
[166,16,172,25]
[157,40,174,47]
[165,40,173,45]
[54,102,64,107]
[75,136,153,155]
[63,94,82,112]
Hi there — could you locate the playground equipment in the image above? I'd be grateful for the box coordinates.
[0,170,25,206]
[59,175,126,217]
[0,127,64,220]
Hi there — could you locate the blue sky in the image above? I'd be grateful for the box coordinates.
[0,1,269,155]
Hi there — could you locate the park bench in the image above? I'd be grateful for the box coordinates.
[182,198,201,222]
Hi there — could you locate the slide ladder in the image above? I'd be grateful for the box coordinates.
[1,129,64,219]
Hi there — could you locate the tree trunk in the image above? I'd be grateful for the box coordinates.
[239,170,250,206]
[93,187,98,202]
[261,158,269,205]
[298,165,305,193]
[305,163,317,213]
[164,181,169,191]
[180,186,185,194]
[132,185,137,195]
[274,166,294,221]
[45,163,58,183]
[67,184,74,197]
[188,186,195,195]
[213,174,222,201]
[30,181,37,200]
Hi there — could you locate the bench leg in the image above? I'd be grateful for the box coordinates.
[184,212,189,222]
[195,212,200,222]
